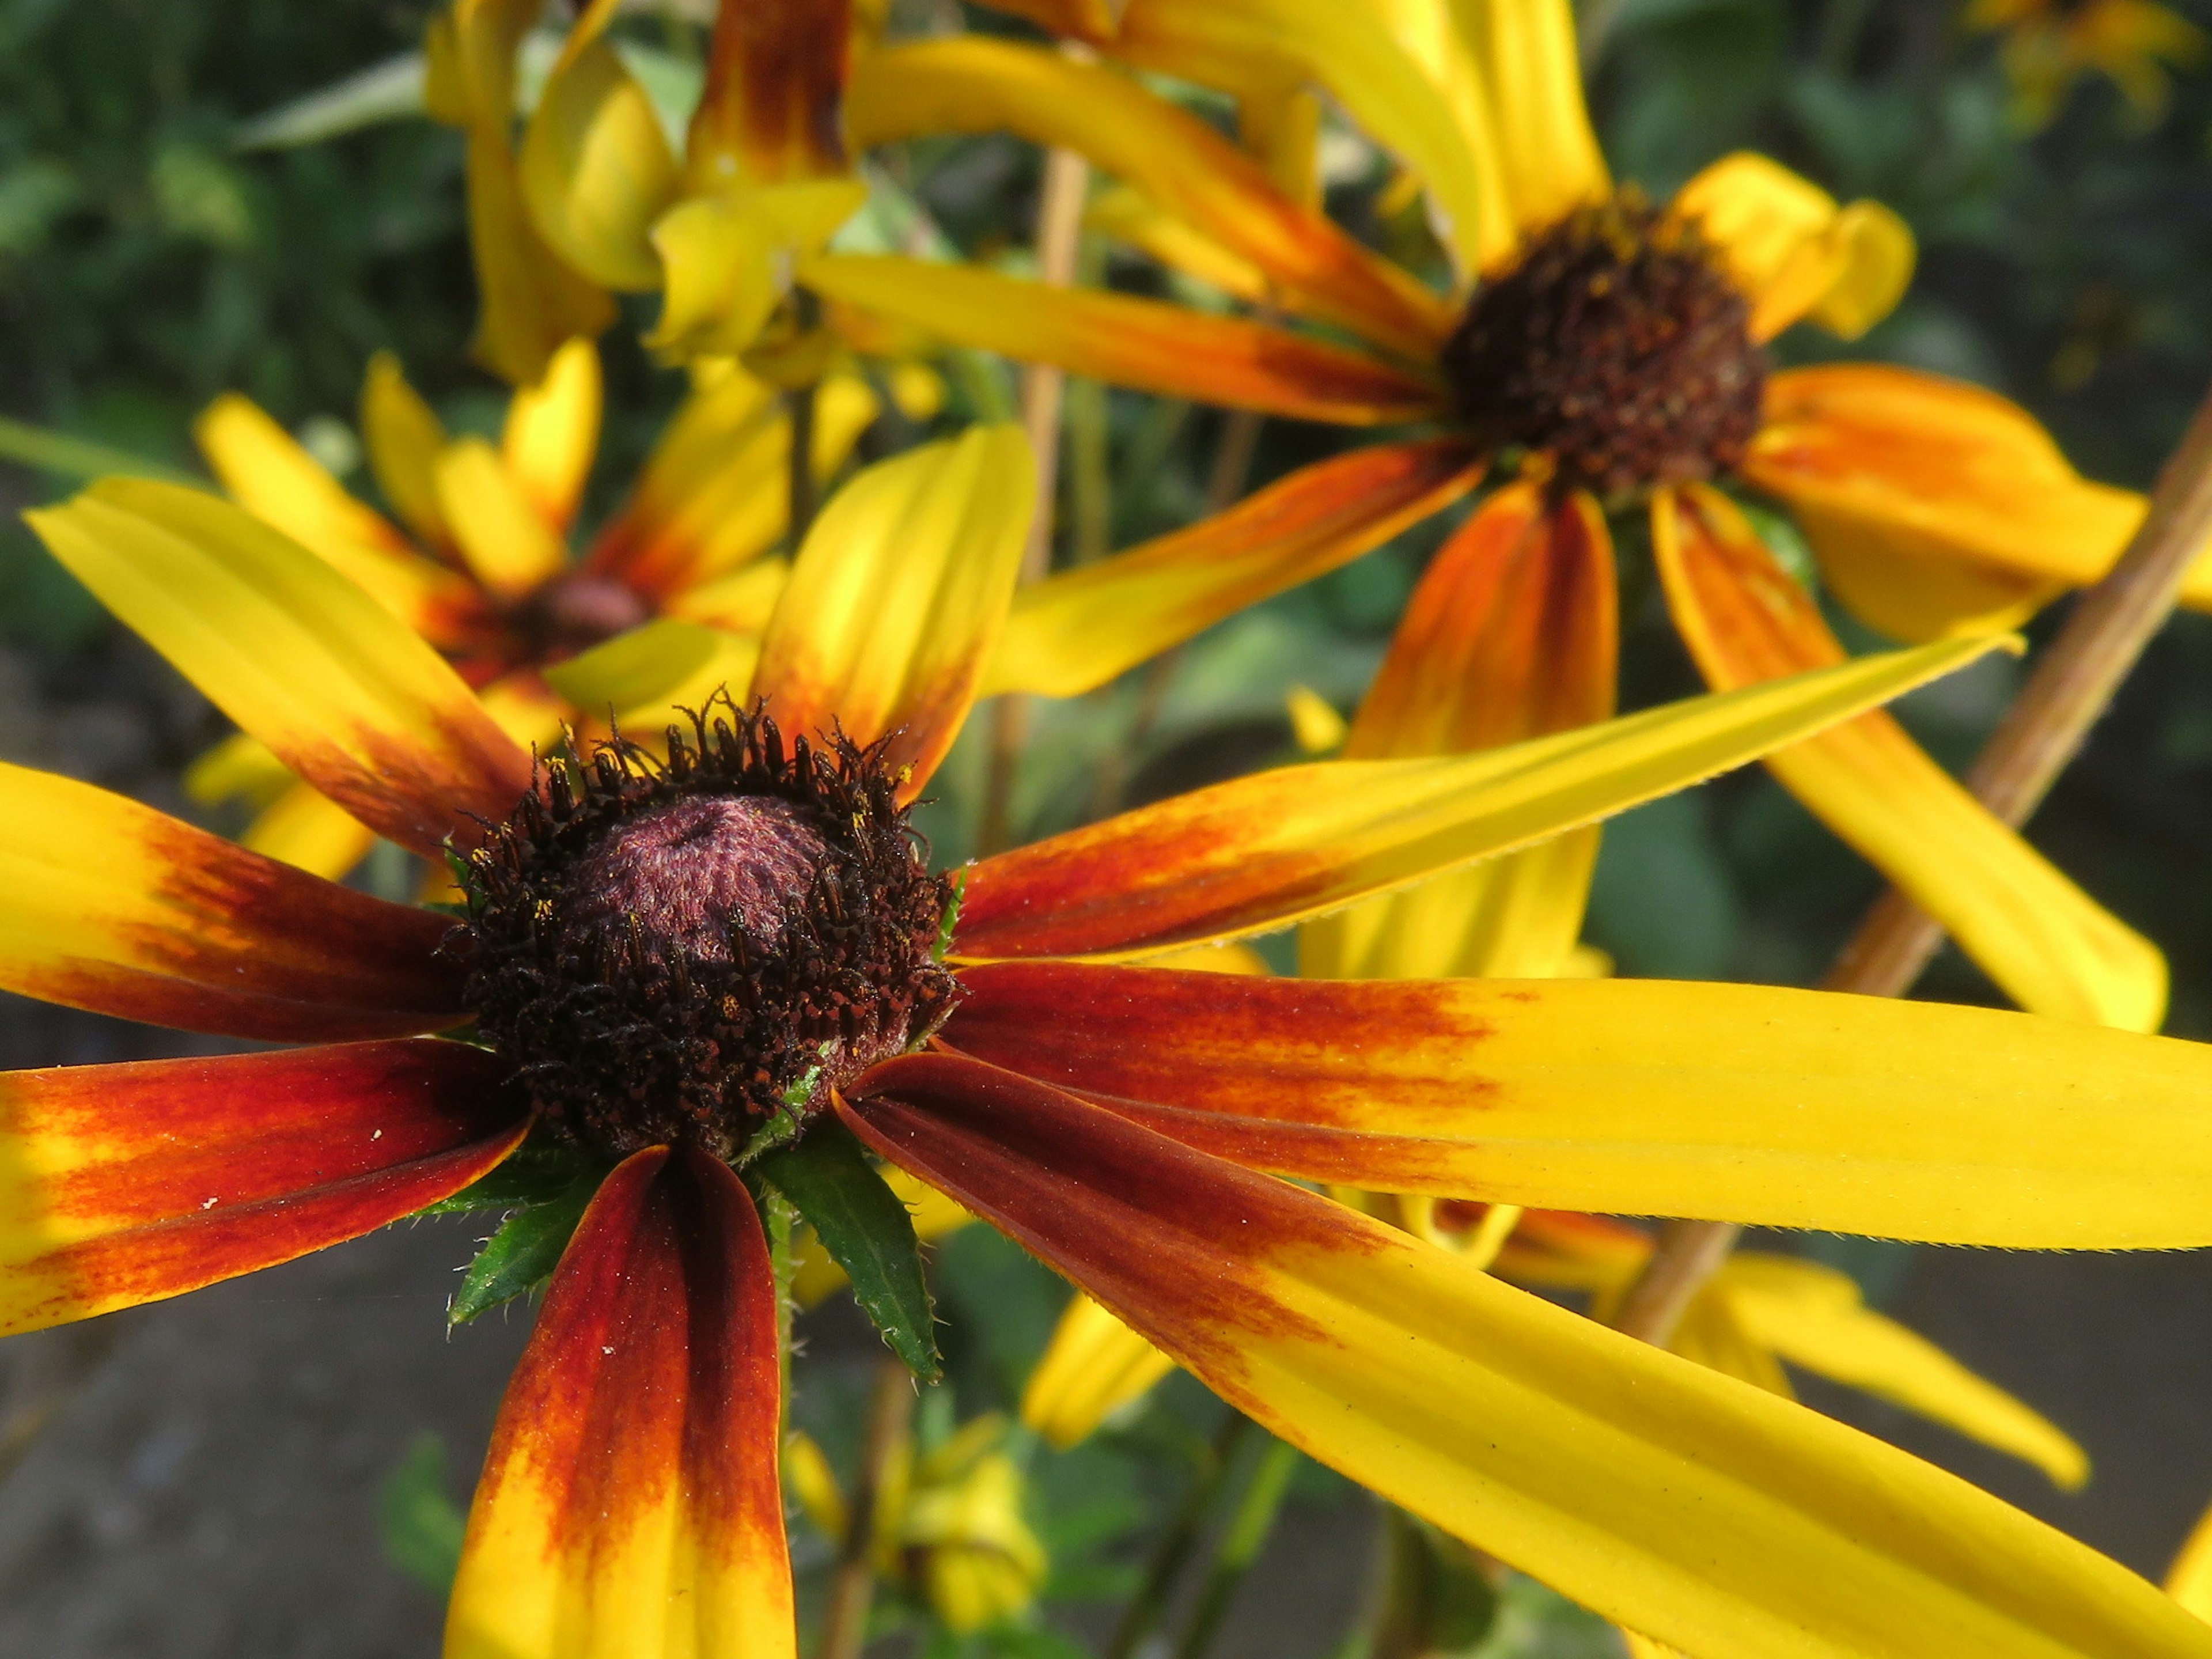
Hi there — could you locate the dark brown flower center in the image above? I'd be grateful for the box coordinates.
[452,698,960,1162]
[508,569,654,662]
[1440,194,1766,499]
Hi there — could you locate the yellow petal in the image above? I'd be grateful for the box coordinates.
[753,425,1036,793]
[518,0,679,292]
[195,392,474,634]
[983,441,1481,699]
[648,180,868,362]
[849,36,1450,357]
[1463,0,1611,236]
[851,1057,2212,1659]
[783,1429,848,1540]
[1671,154,1914,342]
[241,782,380,881]
[1654,483,2166,1032]
[541,617,762,735]
[183,729,291,809]
[1718,1254,2089,1491]
[800,253,1444,426]
[943,959,2212,1248]
[664,556,790,633]
[1085,183,1272,307]
[359,351,453,552]
[955,632,2010,961]
[25,479,532,857]
[1022,1291,1178,1450]
[434,435,573,601]
[2166,1499,2212,1619]
[462,123,619,387]
[501,336,601,533]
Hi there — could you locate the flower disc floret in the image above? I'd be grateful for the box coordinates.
[453,697,960,1161]
[1441,195,1767,499]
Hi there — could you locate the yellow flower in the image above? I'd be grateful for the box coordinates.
[801,0,2195,1035]
[1969,0,2210,130]
[183,338,876,879]
[15,435,2212,1653]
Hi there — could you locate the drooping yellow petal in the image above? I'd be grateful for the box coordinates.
[2167,1499,2212,1619]
[1086,183,1272,306]
[1461,0,1611,237]
[501,336,601,533]
[752,425,1036,792]
[648,180,869,362]
[800,254,1445,426]
[1022,1291,1177,1450]
[517,0,679,291]
[183,729,293,809]
[434,435,573,601]
[983,441,1482,700]
[26,480,533,856]
[241,782,381,881]
[1717,1254,2089,1491]
[358,357,452,558]
[942,960,2212,1248]
[1671,154,1914,342]
[848,35,1451,357]
[848,1055,2212,1659]
[955,632,2009,961]
[1653,483,2165,1032]
[1747,365,2212,624]
[194,392,476,635]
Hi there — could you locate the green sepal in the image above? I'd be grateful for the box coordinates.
[934,869,968,963]
[447,1169,603,1326]
[417,1137,601,1215]
[755,1124,942,1382]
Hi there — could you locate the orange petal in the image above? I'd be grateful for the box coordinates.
[752,426,1035,793]
[1653,483,2165,1032]
[686,0,850,187]
[847,36,1452,358]
[447,1146,793,1659]
[799,253,1445,425]
[25,480,535,857]
[0,1039,525,1336]
[0,759,464,1041]
[1744,365,2210,630]
[983,440,1483,700]
[1306,483,1615,979]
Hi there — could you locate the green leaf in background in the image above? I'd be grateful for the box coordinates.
[378,1433,465,1595]
[447,1169,603,1325]
[0,417,196,484]
[757,1124,942,1382]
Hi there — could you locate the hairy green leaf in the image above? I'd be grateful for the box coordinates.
[448,1172,601,1325]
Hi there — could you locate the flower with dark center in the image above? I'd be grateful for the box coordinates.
[19,418,2212,1659]
[1440,196,1766,501]
[505,568,654,663]
[454,701,959,1161]
[839,1,2180,1036]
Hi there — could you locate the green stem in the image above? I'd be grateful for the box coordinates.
[1105,1413,1255,1659]
[1171,1437,1301,1659]
[0,417,194,484]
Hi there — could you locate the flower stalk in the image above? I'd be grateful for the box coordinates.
[1615,376,2212,1347]
[815,1354,918,1659]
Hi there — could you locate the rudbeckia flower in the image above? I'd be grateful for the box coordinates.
[19,437,2212,1658]
[183,337,874,879]
[1968,0,2210,130]
[797,0,2194,1032]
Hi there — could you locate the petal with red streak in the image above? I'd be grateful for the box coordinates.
[842,1054,2212,1659]
[0,1039,525,1336]
[0,760,464,1040]
[446,1146,792,1659]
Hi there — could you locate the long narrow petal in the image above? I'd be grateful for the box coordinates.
[1465,0,1610,236]
[2168,1503,2212,1618]
[361,351,456,552]
[953,634,2006,961]
[1021,1291,1176,1450]
[939,960,2212,1247]
[1110,0,1505,276]
[1304,483,1613,979]
[753,426,1035,792]
[435,435,573,601]
[843,1055,2212,1659]
[1671,156,1914,342]
[26,480,535,857]
[800,255,1444,426]
[982,441,1483,700]
[1745,365,2212,628]
[0,1040,524,1336]
[240,782,381,881]
[1653,484,2165,1032]
[194,392,481,638]
[501,335,602,532]
[0,760,462,1040]
[447,1146,792,1659]
[848,37,1450,358]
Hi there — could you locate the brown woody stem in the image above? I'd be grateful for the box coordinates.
[1612,380,2212,1347]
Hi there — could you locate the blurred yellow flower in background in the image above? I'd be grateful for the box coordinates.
[1969,0,2209,130]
